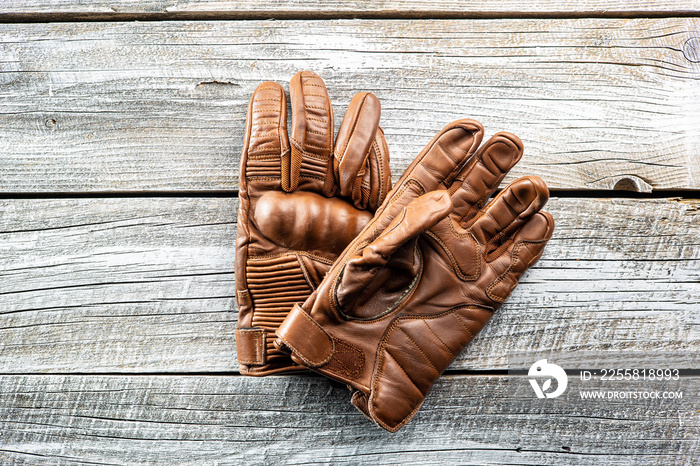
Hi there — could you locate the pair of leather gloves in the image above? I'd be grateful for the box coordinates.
[235,71,554,432]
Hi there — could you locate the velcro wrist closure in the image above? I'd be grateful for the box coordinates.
[276,304,334,367]
[236,327,266,366]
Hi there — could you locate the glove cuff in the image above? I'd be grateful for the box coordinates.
[235,327,266,366]
[276,304,334,367]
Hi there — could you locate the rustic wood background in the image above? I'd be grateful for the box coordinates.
[1,1,699,464]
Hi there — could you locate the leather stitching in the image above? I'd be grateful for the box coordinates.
[486,239,546,302]
[384,347,423,395]
[337,93,367,164]
[376,179,425,219]
[423,321,457,357]
[373,138,386,207]
[425,230,481,281]
[398,326,439,374]
[397,123,478,190]
[370,305,493,429]
[276,307,334,367]
[369,326,426,432]
[301,141,331,150]
[295,254,317,291]
[236,328,266,365]
[291,137,330,156]
[250,131,279,138]
[326,338,365,378]
[453,313,476,340]
[248,251,334,265]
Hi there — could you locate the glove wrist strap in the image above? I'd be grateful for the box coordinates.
[276,304,334,367]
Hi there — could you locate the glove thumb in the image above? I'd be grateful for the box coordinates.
[336,191,452,318]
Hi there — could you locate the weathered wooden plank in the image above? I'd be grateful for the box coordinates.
[1,197,697,372]
[1,19,699,192]
[2,1,700,18]
[0,375,697,464]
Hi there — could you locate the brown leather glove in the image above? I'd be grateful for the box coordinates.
[275,119,554,431]
[236,71,391,375]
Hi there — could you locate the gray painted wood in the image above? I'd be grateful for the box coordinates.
[2,0,700,17]
[1,18,700,192]
[1,7,698,461]
[1,197,697,373]
[0,374,696,465]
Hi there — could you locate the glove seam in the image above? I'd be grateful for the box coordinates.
[391,122,480,200]
[486,239,544,302]
[335,92,368,165]
[245,176,281,181]
[369,306,489,431]
[425,230,481,281]
[434,140,464,187]
[291,136,332,153]
[277,306,335,367]
[235,328,266,365]
[332,241,423,323]
[325,338,365,379]
[373,138,386,207]
[374,179,425,221]
[248,250,335,265]
[296,254,317,291]
[398,327,440,375]
[423,320,458,357]
[371,336,426,432]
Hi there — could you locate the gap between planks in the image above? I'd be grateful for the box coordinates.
[2,0,700,22]
[0,190,698,200]
[4,11,700,23]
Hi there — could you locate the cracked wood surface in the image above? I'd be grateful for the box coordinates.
[0,375,697,465]
[2,1,700,17]
[1,6,699,463]
[1,197,698,373]
[1,18,700,192]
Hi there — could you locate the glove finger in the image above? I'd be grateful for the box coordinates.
[334,92,381,205]
[354,126,391,211]
[367,127,392,211]
[287,71,336,195]
[470,176,549,254]
[486,210,554,303]
[368,190,452,260]
[373,120,483,232]
[449,132,523,224]
[241,81,289,194]
[336,191,452,315]
[403,119,484,193]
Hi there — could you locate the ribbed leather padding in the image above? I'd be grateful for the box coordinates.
[299,154,329,181]
[247,254,313,365]
[245,156,281,179]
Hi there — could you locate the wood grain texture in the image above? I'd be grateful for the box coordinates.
[0,375,697,465]
[1,197,698,373]
[1,18,699,192]
[2,0,700,18]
